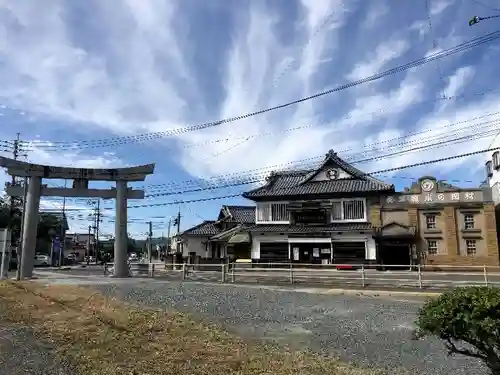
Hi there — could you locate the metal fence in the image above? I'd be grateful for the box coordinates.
[107,262,500,290]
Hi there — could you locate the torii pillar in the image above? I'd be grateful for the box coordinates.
[0,157,155,279]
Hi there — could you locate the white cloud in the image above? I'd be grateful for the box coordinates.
[362,1,389,29]
[0,0,498,197]
[430,0,452,16]
[346,37,410,82]
[444,66,475,98]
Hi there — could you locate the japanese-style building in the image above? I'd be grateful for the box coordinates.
[177,150,500,267]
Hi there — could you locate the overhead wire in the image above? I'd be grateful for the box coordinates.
[16,86,500,154]
[19,29,500,150]
[45,145,498,211]
[424,0,447,98]
[124,145,500,208]
[143,112,500,191]
[144,127,498,198]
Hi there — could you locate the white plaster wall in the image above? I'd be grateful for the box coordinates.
[310,168,352,182]
[487,133,500,194]
[182,236,208,257]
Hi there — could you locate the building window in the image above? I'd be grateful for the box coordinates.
[486,160,493,177]
[493,151,500,170]
[427,240,438,255]
[464,214,475,230]
[426,215,436,229]
[331,199,366,221]
[466,239,477,256]
[256,203,289,223]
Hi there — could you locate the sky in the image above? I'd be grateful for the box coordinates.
[1,0,500,239]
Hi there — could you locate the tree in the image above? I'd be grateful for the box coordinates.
[414,286,500,374]
[0,196,65,251]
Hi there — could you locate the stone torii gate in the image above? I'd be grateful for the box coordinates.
[0,156,155,278]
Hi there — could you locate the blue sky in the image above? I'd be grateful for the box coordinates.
[1,0,500,238]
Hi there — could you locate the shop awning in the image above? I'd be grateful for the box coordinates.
[227,233,250,244]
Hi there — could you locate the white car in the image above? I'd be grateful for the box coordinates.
[34,254,50,267]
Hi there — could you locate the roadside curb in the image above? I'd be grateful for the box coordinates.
[324,288,441,297]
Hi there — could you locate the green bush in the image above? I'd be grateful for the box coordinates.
[414,286,500,374]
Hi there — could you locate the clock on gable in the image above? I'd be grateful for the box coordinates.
[421,179,435,192]
[326,168,339,180]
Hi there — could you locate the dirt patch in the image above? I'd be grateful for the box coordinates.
[0,281,398,375]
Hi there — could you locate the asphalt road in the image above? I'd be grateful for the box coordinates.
[93,280,487,375]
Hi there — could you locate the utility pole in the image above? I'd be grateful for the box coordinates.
[147,220,153,262]
[166,219,172,254]
[174,210,181,254]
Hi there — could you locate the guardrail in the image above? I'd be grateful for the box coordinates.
[101,262,500,290]
[100,263,500,289]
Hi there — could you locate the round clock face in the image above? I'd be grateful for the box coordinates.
[421,179,435,192]
[326,169,339,180]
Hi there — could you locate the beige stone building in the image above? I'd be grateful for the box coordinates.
[372,176,499,268]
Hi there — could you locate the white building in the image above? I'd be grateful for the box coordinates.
[486,133,500,204]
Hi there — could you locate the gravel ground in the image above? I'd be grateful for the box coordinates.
[0,308,75,375]
[96,280,487,375]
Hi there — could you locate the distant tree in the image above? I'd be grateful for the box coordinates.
[0,196,64,251]
[414,286,500,374]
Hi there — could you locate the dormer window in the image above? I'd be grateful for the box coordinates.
[256,202,289,223]
[486,160,493,178]
[493,151,500,170]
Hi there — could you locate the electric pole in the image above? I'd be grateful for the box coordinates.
[166,219,172,254]
[147,220,153,262]
[174,210,181,254]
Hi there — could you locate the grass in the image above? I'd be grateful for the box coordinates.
[0,281,396,375]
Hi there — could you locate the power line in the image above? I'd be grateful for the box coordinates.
[470,0,500,12]
[424,0,447,98]
[46,145,497,211]
[143,113,500,190]
[18,86,500,154]
[144,127,498,198]
[124,145,500,209]
[19,30,500,149]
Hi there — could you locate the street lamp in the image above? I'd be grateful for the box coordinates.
[469,15,500,26]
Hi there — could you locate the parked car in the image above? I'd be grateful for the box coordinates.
[34,254,50,267]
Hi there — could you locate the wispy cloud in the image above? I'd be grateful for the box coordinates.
[0,0,499,230]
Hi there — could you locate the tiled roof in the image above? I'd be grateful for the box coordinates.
[245,223,373,233]
[182,221,221,236]
[243,150,394,199]
[223,205,255,223]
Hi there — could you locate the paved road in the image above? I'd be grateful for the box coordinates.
[91,280,487,375]
[29,266,500,291]
[23,272,490,374]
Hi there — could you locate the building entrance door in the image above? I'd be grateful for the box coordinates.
[378,240,411,270]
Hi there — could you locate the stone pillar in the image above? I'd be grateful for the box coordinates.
[20,176,42,278]
[113,180,129,277]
